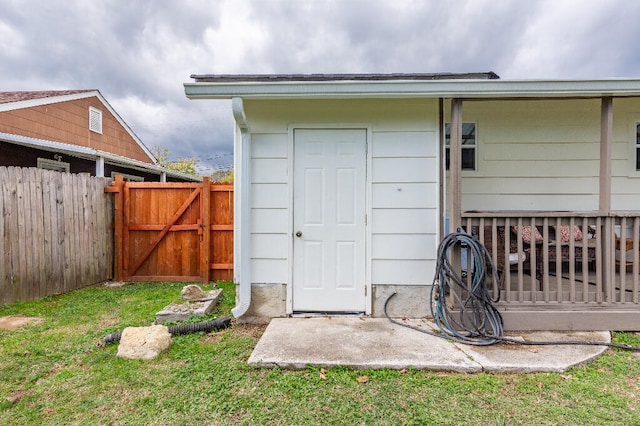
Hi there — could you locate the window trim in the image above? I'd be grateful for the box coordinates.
[635,121,640,172]
[37,157,70,173]
[110,171,144,182]
[89,106,103,134]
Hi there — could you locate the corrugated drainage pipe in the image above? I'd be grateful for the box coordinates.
[104,317,231,345]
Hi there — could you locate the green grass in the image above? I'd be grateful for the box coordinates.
[1,281,640,425]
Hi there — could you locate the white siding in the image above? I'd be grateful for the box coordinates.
[251,183,288,208]
[251,259,288,283]
[372,209,436,234]
[447,99,602,212]
[442,97,640,213]
[372,260,436,285]
[249,133,289,283]
[372,183,438,208]
[611,98,640,210]
[371,127,439,286]
[245,99,440,287]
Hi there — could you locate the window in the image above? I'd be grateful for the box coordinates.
[37,157,70,172]
[89,106,103,134]
[110,171,143,182]
[445,122,476,171]
[636,123,640,171]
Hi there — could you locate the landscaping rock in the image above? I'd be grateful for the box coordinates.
[104,281,127,288]
[156,288,223,323]
[117,325,171,360]
[181,284,205,301]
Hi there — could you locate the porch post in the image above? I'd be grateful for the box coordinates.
[599,97,612,215]
[95,156,104,177]
[438,99,445,238]
[599,97,614,297]
[449,98,463,233]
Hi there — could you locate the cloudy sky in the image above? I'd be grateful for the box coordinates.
[1,0,639,175]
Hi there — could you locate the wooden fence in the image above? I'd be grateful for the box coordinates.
[106,176,233,283]
[0,167,113,306]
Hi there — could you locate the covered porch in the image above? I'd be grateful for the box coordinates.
[447,95,640,330]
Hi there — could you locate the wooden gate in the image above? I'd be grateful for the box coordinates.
[105,175,233,283]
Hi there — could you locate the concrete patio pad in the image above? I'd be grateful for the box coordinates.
[248,317,611,373]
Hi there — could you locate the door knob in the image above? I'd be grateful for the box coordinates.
[295,231,302,237]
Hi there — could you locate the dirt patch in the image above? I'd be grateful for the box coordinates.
[0,316,42,330]
[6,389,32,404]
[233,323,267,339]
[202,322,266,344]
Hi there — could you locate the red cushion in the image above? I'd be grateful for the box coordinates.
[557,225,583,243]
[512,226,543,243]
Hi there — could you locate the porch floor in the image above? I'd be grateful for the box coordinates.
[248,317,610,373]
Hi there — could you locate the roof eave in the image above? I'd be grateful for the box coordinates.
[184,78,640,100]
[0,132,201,182]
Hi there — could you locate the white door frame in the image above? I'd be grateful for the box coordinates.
[286,124,372,314]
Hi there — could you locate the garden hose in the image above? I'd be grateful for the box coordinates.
[385,231,640,351]
[104,317,231,345]
[385,231,503,346]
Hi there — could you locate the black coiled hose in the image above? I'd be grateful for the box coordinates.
[429,232,503,345]
[385,231,503,346]
[385,232,640,351]
[104,317,231,345]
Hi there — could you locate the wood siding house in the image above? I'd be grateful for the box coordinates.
[185,73,640,330]
[0,90,199,182]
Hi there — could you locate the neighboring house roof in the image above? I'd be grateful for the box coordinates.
[0,89,96,104]
[185,73,640,100]
[0,131,201,182]
[0,89,156,163]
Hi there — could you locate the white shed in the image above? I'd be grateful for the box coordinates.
[185,73,640,330]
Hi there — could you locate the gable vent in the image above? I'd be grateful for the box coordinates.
[89,106,103,134]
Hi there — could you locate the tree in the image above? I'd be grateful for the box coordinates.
[211,169,234,183]
[151,146,198,176]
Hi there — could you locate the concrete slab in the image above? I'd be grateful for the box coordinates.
[457,331,610,373]
[248,317,611,373]
[249,317,481,372]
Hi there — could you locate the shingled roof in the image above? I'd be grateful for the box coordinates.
[0,89,96,104]
[190,72,500,83]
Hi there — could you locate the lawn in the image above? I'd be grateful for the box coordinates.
[1,281,640,425]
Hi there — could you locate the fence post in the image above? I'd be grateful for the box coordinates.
[200,177,211,284]
[112,175,124,282]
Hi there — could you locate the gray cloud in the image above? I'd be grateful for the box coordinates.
[1,0,639,175]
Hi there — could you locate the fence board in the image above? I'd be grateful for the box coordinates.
[0,167,113,306]
[108,179,234,283]
[0,170,5,305]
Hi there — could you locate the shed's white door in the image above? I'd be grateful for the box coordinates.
[293,129,367,312]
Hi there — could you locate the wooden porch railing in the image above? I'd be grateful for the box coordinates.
[461,212,640,307]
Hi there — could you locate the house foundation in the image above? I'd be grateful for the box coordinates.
[238,283,434,323]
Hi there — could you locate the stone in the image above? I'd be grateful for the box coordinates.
[103,281,126,288]
[181,284,205,301]
[155,289,223,323]
[116,325,172,360]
